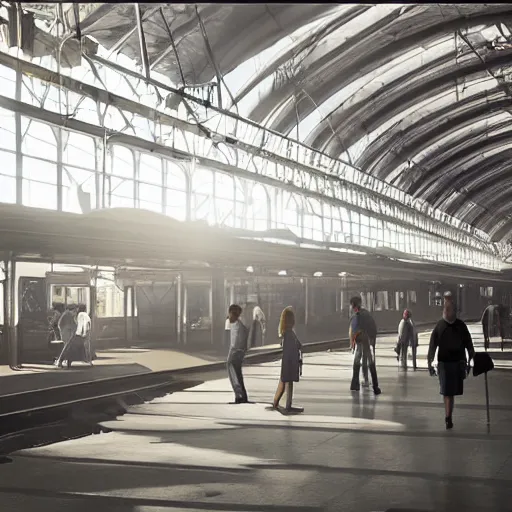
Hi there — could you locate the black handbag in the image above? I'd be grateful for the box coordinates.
[473,352,494,377]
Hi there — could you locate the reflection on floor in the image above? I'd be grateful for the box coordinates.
[1,326,512,512]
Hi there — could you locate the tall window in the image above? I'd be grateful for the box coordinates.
[108,145,135,208]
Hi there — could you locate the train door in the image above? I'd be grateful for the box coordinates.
[135,281,177,344]
[18,276,48,361]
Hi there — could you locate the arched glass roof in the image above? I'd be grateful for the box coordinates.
[39,3,512,242]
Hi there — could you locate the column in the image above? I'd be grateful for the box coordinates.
[210,268,226,347]
[176,274,183,345]
[304,278,310,326]
[4,257,18,368]
[182,283,188,346]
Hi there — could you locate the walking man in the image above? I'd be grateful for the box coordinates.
[226,304,250,404]
[349,296,381,395]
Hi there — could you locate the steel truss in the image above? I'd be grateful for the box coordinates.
[0,35,500,269]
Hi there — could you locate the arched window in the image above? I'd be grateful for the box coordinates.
[191,167,214,224]
[282,191,302,237]
[214,172,235,227]
[108,145,135,208]
[138,153,163,213]
[165,161,188,221]
[62,131,97,213]
[247,183,270,231]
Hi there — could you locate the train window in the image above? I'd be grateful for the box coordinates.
[188,283,211,331]
[407,290,417,304]
[480,286,493,298]
[374,291,389,311]
[96,279,124,318]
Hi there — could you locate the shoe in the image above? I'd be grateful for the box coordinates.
[350,385,360,391]
[445,417,453,430]
[373,387,382,395]
[362,380,370,388]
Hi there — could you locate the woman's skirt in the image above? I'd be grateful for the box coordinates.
[62,335,86,362]
[438,361,465,396]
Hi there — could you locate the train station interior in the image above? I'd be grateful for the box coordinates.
[0,3,512,511]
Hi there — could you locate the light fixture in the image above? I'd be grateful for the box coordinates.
[338,272,347,277]
[246,266,254,273]
[278,270,287,276]
[313,271,323,277]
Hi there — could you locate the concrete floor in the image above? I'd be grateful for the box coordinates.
[1,325,512,512]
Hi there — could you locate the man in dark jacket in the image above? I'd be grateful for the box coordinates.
[349,296,381,395]
[428,300,474,429]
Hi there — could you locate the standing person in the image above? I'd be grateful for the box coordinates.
[397,309,418,370]
[273,307,302,411]
[428,300,474,430]
[249,305,266,348]
[349,296,381,395]
[361,305,377,388]
[55,304,78,368]
[481,300,493,350]
[226,304,250,404]
[47,302,64,347]
[71,303,93,367]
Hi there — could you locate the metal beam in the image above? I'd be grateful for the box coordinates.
[0,52,488,253]
[85,54,490,243]
[134,3,151,81]
[0,92,492,256]
[106,5,162,58]
[153,7,186,87]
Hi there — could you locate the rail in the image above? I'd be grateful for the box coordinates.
[0,322,443,420]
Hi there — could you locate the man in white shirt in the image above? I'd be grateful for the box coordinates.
[76,303,93,366]
[226,304,249,404]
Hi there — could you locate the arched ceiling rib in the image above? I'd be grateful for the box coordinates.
[62,3,512,243]
[80,4,337,85]
[247,7,512,133]
[355,87,507,179]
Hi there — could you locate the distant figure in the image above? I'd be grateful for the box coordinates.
[226,304,250,404]
[397,309,418,370]
[249,305,266,347]
[273,307,302,411]
[349,296,381,395]
[55,304,78,368]
[47,302,64,347]
[498,304,510,350]
[428,300,474,430]
[481,300,493,350]
[61,304,92,369]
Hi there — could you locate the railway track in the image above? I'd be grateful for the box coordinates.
[0,325,442,458]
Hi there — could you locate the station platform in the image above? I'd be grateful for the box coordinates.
[0,342,286,397]
[0,322,510,397]
[1,326,511,511]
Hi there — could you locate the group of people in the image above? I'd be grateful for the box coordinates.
[48,303,93,368]
[349,294,475,430]
[225,294,477,430]
[225,304,302,412]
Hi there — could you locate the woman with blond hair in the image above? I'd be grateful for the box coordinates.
[272,306,303,411]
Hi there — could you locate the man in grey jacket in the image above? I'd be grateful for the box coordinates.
[226,304,250,404]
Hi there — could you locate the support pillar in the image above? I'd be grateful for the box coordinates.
[304,278,310,327]
[90,270,98,349]
[211,268,226,347]
[4,257,18,368]
[182,283,188,346]
[176,274,183,345]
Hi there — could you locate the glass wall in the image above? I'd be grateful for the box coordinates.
[0,57,500,270]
